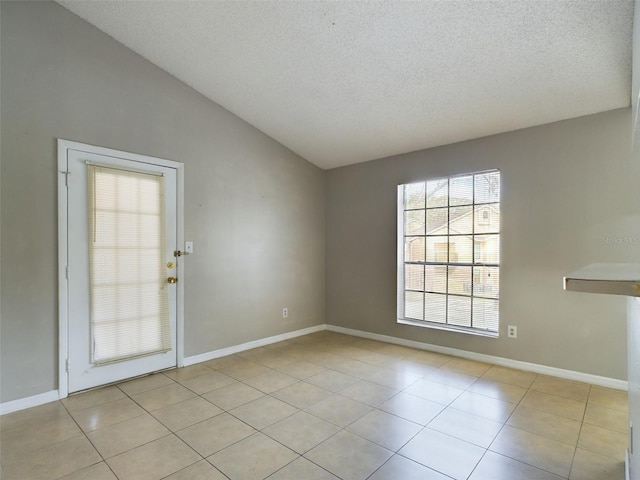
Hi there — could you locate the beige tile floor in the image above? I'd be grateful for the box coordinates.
[0,331,628,480]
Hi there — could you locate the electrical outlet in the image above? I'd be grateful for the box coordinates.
[282,308,288,318]
[507,325,517,338]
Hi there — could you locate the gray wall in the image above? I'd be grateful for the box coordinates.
[1,1,637,405]
[327,109,640,380]
[0,1,325,403]
[634,0,640,148]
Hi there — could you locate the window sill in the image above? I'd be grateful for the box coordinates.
[397,318,499,338]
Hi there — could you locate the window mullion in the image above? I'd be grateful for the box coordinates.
[470,174,475,328]
[445,178,450,326]
[399,171,499,335]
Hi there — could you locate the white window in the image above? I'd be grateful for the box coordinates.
[397,170,500,335]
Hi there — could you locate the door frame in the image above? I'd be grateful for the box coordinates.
[57,139,185,398]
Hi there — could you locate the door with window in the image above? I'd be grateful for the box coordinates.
[60,141,181,393]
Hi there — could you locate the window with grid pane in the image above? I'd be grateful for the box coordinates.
[87,164,171,364]
[397,170,500,335]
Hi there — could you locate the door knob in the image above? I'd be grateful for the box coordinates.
[167,277,178,284]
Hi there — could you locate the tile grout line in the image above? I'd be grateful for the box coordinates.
[115,378,221,479]
[566,383,592,480]
[459,369,527,480]
[57,396,120,480]
[2,332,627,480]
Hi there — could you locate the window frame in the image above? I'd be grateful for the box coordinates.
[396,170,501,337]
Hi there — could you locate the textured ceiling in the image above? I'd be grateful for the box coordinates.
[57,0,633,170]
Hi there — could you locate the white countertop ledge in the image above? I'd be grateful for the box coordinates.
[564,263,640,297]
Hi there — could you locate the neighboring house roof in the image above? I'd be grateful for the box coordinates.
[407,203,499,237]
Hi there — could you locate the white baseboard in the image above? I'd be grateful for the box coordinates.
[327,325,628,391]
[183,324,326,366]
[2,326,325,416]
[2,323,627,416]
[0,390,60,416]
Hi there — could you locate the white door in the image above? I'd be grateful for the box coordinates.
[60,141,181,393]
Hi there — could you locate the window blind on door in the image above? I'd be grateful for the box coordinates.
[87,164,171,365]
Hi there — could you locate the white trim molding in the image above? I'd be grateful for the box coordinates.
[3,323,627,415]
[326,325,628,391]
[57,139,186,398]
[0,390,60,416]
[626,449,630,480]
[183,324,326,366]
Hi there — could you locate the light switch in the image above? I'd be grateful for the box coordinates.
[185,241,194,254]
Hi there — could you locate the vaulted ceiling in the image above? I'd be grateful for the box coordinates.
[58,0,634,169]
